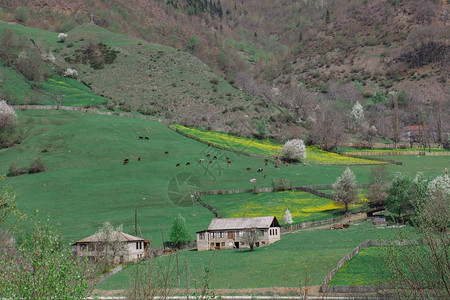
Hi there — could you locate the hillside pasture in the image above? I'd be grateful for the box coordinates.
[1,109,374,245]
[171,124,385,165]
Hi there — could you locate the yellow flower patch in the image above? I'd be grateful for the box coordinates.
[171,124,384,165]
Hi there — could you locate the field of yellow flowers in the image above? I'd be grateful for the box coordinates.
[171,124,383,165]
[202,191,365,224]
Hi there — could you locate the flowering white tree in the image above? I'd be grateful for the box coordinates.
[332,167,358,215]
[427,174,450,201]
[58,33,68,42]
[0,100,17,130]
[281,139,307,162]
[64,68,78,78]
[283,209,293,225]
[350,101,364,124]
[41,52,55,62]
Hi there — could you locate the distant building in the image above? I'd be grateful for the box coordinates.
[72,231,150,263]
[196,216,281,251]
[402,125,431,144]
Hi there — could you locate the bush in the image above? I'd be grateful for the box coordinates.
[281,139,306,162]
[14,6,30,24]
[8,162,27,177]
[28,157,46,174]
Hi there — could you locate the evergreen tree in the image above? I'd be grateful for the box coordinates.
[169,213,191,248]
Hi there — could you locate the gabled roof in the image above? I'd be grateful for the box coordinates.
[402,125,429,132]
[207,216,280,231]
[75,231,149,244]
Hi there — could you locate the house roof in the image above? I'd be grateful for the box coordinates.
[206,216,280,231]
[75,231,149,244]
[402,125,429,132]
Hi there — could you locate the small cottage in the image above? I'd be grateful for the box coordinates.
[196,216,281,251]
[72,231,150,263]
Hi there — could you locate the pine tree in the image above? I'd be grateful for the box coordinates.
[169,213,191,248]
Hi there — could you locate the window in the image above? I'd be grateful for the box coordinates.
[199,232,205,239]
[136,242,139,249]
[221,242,225,246]
[210,242,214,247]
[218,231,224,238]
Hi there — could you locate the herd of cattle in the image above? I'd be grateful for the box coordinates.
[122,136,291,176]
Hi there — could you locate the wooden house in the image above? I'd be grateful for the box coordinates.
[196,216,281,251]
[72,231,150,263]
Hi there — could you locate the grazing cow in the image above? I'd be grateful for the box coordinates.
[139,136,144,140]
[264,174,267,178]
[123,159,129,165]
[138,157,141,161]
[227,160,232,165]
[206,154,211,158]
[164,151,169,154]
[209,160,213,164]
[257,168,263,172]
[176,163,181,167]
[246,167,252,171]
[199,159,205,163]
[282,161,286,165]
[264,159,268,163]
[213,156,217,160]
[226,157,230,161]
[265,162,268,166]
[186,162,191,166]
[144,137,149,140]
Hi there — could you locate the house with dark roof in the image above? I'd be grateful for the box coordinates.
[196,216,281,251]
[72,231,150,263]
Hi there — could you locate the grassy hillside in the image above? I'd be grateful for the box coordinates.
[2,109,448,245]
[0,109,360,244]
[0,22,277,134]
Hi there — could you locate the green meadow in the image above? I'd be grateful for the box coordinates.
[98,220,405,290]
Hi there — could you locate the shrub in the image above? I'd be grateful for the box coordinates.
[14,6,30,24]
[281,139,306,162]
[64,68,78,78]
[58,33,68,43]
[8,162,27,177]
[28,157,46,174]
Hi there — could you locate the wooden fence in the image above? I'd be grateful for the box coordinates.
[320,240,378,293]
[341,151,450,157]
[281,215,347,233]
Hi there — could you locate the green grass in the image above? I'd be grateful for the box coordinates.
[202,191,363,225]
[328,246,390,286]
[2,110,448,247]
[98,220,406,290]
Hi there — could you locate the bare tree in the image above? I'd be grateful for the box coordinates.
[242,228,262,251]
[308,105,346,151]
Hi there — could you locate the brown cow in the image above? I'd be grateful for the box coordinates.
[176,163,181,167]
[123,159,129,165]
[227,160,232,165]
[164,151,169,154]
[186,162,191,166]
[138,157,141,161]
[264,174,267,178]
[246,167,252,171]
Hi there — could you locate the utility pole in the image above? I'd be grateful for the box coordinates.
[161,224,165,249]
[185,260,189,300]
[134,208,137,236]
